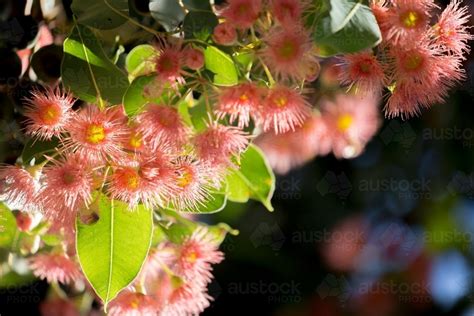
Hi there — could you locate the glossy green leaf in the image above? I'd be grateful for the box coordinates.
[229,145,275,211]
[71,0,129,30]
[189,97,209,131]
[21,137,59,164]
[226,170,250,203]
[0,204,17,247]
[76,194,153,306]
[122,75,156,116]
[149,0,186,32]
[61,24,129,104]
[312,0,381,56]
[183,11,218,40]
[125,44,156,79]
[204,46,239,86]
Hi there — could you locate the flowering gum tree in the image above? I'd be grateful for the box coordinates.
[0,0,471,315]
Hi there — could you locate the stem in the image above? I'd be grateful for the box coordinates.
[258,57,275,86]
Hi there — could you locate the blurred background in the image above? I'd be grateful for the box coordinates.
[1,0,474,315]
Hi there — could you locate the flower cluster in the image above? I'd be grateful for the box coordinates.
[0,87,249,234]
[108,228,223,316]
[339,0,473,118]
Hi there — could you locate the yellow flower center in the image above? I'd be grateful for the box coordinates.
[359,61,372,73]
[129,132,142,149]
[337,114,353,131]
[129,298,139,309]
[278,40,296,59]
[116,168,140,190]
[159,56,174,72]
[62,171,76,185]
[177,168,193,188]
[40,104,60,125]
[186,250,198,263]
[404,54,424,71]
[240,93,249,102]
[237,4,249,15]
[400,11,419,28]
[274,95,288,108]
[85,124,106,144]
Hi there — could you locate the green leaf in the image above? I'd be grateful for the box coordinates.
[204,46,239,86]
[183,0,212,11]
[229,145,275,211]
[71,0,129,30]
[188,97,209,131]
[122,75,155,116]
[149,0,186,32]
[312,0,382,56]
[0,204,17,248]
[21,137,59,164]
[183,11,218,40]
[226,170,250,203]
[234,51,254,72]
[125,44,156,79]
[178,101,193,127]
[61,24,129,105]
[76,194,153,306]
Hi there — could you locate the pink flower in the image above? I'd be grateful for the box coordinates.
[108,154,177,209]
[23,87,75,140]
[220,0,262,29]
[154,40,185,86]
[184,47,204,70]
[65,105,128,164]
[192,121,249,166]
[39,154,94,225]
[384,81,447,118]
[256,114,327,174]
[261,24,317,82]
[319,93,381,159]
[258,85,311,134]
[157,274,214,316]
[107,291,157,316]
[269,0,309,23]
[432,0,473,56]
[215,82,263,128]
[40,299,80,316]
[29,253,81,284]
[174,227,224,284]
[136,104,189,152]
[0,165,39,212]
[213,23,238,46]
[381,0,437,45]
[385,40,466,118]
[172,156,216,211]
[338,51,387,96]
